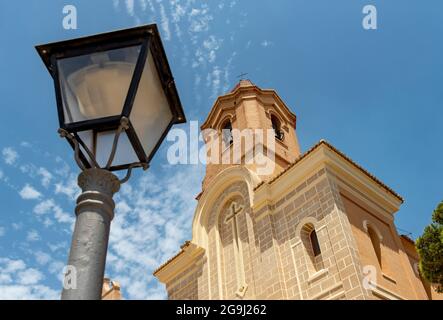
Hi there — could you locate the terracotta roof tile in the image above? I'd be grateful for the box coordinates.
[255,140,404,203]
[153,241,191,276]
[400,234,416,245]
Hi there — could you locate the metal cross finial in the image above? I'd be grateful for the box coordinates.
[236,72,248,80]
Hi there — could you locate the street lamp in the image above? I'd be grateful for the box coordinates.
[36,24,186,300]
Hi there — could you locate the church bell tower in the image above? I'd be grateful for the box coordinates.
[154,80,433,301]
[200,79,301,191]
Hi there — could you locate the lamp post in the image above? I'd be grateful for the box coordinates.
[36,24,186,300]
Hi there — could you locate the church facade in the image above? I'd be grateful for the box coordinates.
[153,80,441,300]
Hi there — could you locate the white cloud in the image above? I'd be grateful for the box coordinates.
[34,251,52,266]
[171,2,185,23]
[194,74,201,86]
[0,226,5,237]
[0,285,58,300]
[33,199,54,215]
[27,230,40,242]
[19,163,36,175]
[54,157,71,177]
[188,7,213,34]
[261,40,273,47]
[222,51,237,93]
[0,258,26,274]
[125,0,135,16]
[159,4,171,41]
[207,66,223,98]
[2,147,18,165]
[48,242,67,253]
[116,200,132,216]
[208,49,216,63]
[54,174,79,201]
[0,258,57,300]
[48,260,65,283]
[20,141,31,148]
[19,184,42,200]
[38,167,53,188]
[17,268,44,285]
[53,205,74,225]
[203,35,222,51]
[33,199,74,225]
[12,223,22,230]
[202,35,223,64]
[139,0,147,12]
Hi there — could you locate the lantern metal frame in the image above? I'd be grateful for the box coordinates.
[35,24,186,173]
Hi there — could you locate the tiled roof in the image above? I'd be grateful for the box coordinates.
[400,234,416,245]
[153,241,191,276]
[230,79,254,93]
[255,140,404,203]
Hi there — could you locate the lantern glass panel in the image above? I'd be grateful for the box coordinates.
[77,130,139,168]
[57,45,141,124]
[130,50,173,160]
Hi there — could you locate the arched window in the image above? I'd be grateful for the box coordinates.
[221,120,233,146]
[271,115,284,141]
[368,226,382,267]
[300,223,324,273]
[309,229,321,257]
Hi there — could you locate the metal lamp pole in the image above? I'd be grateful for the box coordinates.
[35,24,187,300]
[61,168,120,300]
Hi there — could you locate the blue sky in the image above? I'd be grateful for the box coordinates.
[0,0,442,299]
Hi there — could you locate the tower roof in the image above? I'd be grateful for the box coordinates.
[201,80,297,130]
[230,79,254,93]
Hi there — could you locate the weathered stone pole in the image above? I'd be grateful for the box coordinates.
[61,168,120,300]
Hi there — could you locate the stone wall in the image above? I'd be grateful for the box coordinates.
[162,165,436,300]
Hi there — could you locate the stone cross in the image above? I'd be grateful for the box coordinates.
[225,202,248,298]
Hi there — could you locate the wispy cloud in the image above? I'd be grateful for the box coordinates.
[113,0,120,10]
[34,251,52,266]
[27,229,41,242]
[2,147,18,165]
[105,164,203,299]
[207,66,222,98]
[203,35,223,63]
[125,0,135,17]
[261,40,274,47]
[188,6,213,34]
[159,3,171,41]
[38,167,52,188]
